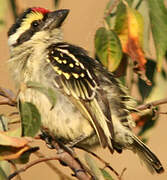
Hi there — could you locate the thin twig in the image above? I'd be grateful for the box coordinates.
[104,0,120,18]
[8,160,22,180]
[137,98,167,110]
[158,112,167,115]
[8,120,20,125]
[8,145,90,180]
[0,97,17,106]
[0,87,17,106]
[119,168,127,179]
[135,0,143,10]
[34,151,73,180]
[0,87,16,100]
[8,112,19,116]
[8,156,59,180]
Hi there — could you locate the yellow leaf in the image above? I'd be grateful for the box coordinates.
[115,3,150,84]
[0,131,29,147]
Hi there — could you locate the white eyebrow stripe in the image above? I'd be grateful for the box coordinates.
[56,48,80,63]
[55,47,87,71]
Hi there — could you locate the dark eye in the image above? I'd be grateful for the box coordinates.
[32,20,40,27]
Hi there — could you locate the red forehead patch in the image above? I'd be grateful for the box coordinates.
[32,7,50,14]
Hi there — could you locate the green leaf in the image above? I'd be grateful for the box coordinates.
[126,0,134,6]
[19,102,41,137]
[0,166,8,180]
[0,161,10,180]
[138,59,156,101]
[0,132,28,147]
[85,153,105,180]
[147,0,167,71]
[26,81,57,109]
[114,2,127,35]
[114,0,137,33]
[138,0,150,53]
[6,127,22,137]
[101,169,114,180]
[95,27,122,72]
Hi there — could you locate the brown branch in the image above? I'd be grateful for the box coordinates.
[0,87,16,100]
[119,168,127,179]
[0,97,17,106]
[0,87,17,106]
[34,151,73,180]
[9,112,19,116]
[8,144,90,180]
[8,160,22,180]
[137,98,167,110]
[51,142,91,180]
[158,112,167,115]
[8,156,59,179]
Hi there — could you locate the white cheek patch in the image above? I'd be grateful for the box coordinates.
[8,30,24,46]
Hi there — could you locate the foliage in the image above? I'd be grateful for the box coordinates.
[0,0,167,179]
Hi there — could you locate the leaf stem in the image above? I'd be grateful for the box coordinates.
[104,0,120,19]
[135,0,143,10]
[137,98,167,110]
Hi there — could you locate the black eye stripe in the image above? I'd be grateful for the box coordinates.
[13,20,43,46]
[8,8,32,36]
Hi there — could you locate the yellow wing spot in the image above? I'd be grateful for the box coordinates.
[46,58,50,63]
[56,69,62,75]
[51,51,54,55]
[54,57,62,64]
[60,53,63,57]
[54,56,59,61]
[75,62,79,66]
[62,60,67,64]
[69,63,74,68]
[63,72,70,79]
[80,73,85,77]
[72,73,79,79]
[53,65,58,70]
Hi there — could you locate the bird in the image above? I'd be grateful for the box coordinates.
[7,7,164,174]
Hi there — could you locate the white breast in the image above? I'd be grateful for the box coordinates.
[19,88,95,143]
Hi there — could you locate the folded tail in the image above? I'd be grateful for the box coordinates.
[132,136,164,174]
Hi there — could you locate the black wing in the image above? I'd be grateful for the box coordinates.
[47,42,99,100]
[47,42,114,151]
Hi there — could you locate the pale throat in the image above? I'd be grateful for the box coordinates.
[8,28,63,86]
